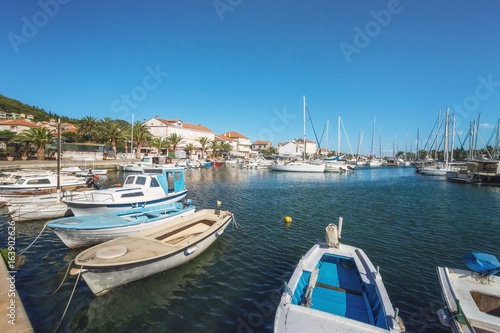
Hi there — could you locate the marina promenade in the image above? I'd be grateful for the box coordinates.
[0,258,33,333]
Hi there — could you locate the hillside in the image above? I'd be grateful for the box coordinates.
[0,93,74,123]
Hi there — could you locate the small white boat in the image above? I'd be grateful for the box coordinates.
[0,173,87,192]
[270,161,325,173]
[47,201,196,248]
[8,201,72,222]
[70,209,234,295]
[436,252,500,333]
[275,218,405,333]
[0,168,53,184]
[64,168,188,216]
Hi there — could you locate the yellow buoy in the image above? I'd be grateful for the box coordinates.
[283,216,292,223]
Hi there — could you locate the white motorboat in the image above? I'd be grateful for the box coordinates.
[436,252,500,333]
[47,200,196,248]
[0,173,87,192]
[0,168,53,184]
[64,168,188,216]
[275,218,405,333]
[70,208,234,295]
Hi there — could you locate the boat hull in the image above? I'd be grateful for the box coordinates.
[49,203,196,248]
[67,190,187,216]
[72,209,233,295]
[8,202,72,222]
[270,163,325,173]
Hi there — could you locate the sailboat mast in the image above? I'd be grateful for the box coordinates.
[303,95,306,160]
[370,116,375,158]
[131,113,134,159]
[337,115,341,156]
[444,108,449,164]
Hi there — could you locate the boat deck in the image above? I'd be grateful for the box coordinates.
[293,254,373,325]
[439,267,500,333]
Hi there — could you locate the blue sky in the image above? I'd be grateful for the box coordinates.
[1,0,500,156]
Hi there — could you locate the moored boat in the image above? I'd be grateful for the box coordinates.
[275,218,405,333]
[63,168,187,216]
[47,200,196,248]
[70,208,234,295]
[0,173,87,192]
[436,252,500,333]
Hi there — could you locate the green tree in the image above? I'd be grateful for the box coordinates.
[220,142,232,158]
[151,137,170,155]
[185,143,196,158]
[10,127,56,160]
[168,133,184,153]
[196,136,210,159]
[98,118,125,157]
[133,121,152,158]
[209,140,221,159]
[76,116,99,142]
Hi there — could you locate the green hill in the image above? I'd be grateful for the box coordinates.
[0,93,74,123]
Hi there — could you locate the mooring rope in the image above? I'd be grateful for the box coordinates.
[51,259,74,296]
[19,221,49,255]
[53,263,84,333]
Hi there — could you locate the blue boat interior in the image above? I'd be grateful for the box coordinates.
[292,253,388,329]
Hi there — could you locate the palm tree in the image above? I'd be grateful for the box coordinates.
[133,121,152,158]
[100,119,125,158]
[168,133,184,154]
[184,143,196,158]
[151,137,170,156]
[10,127,56,160]
[197,136,210,159]
[76,116,98,142]
[220,142,233,158]
[209,140,221,159]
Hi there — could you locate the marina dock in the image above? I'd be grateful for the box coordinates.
[0,258,33,333]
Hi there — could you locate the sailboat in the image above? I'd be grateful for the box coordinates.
[368,116,382,167]
[270,96,325,173]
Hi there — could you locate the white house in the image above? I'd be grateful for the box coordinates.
[144,116,215,155]
[277,139,317,157]
[219,131,251,157]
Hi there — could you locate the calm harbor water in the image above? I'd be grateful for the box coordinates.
[2,166,500,332]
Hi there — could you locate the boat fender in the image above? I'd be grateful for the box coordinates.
[185,245,198,256]
[437,308,451,327]
[96,245,128,259]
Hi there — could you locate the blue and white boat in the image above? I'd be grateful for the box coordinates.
[436,252,500,333]
[48,200,196,249]
[63,168,187,216]
[275,218,405,333]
